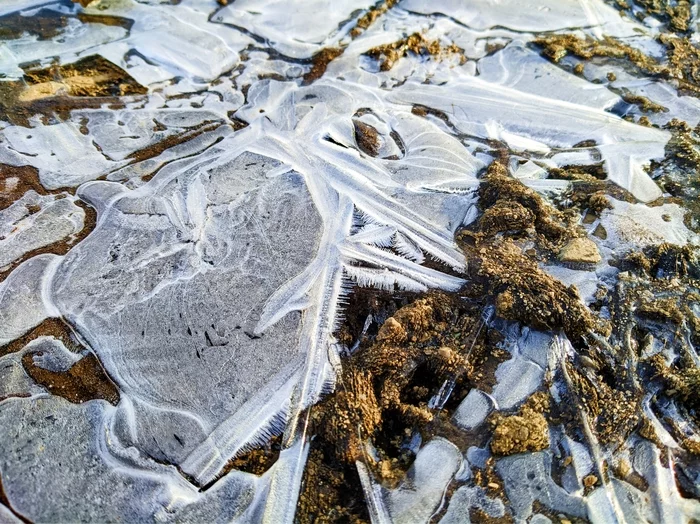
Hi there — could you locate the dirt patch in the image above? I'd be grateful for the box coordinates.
[0,318,76,359]
[302,48,344,85]
[350,0,399,38]
[0,55,143,127]
[311,294,474,468]
[21,55,146,100]
[0,165,48,210]
[353,119,381,157]
[535,32,700,97]
[0,8,68,40]
[612,0,691,33]
[296,291,485,521]
[300,0,401,85]
[127,121,224,169]
[296,447,370,523]
[220,435,282,477]
[22,352,120,405]
[364,33,464,71]
[490,394,550,456]
[457,161,605,342]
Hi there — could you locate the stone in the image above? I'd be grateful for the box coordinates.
[558,237,601,264]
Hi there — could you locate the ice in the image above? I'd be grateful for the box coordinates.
[0,395,270,522]
[453,388,493,430]
[440,486,505,524]
[0,11,127,79]
[0,254,60,347]
[1,122,117,188]
[390,78,669,202]
[496,452,587,521]
[52,152,321,471]
[401,0,639,34]
[489,330,553,411]
[599,198,699,252]
[0,191,85,269]
[361,438,462,524]
[214,0,376,59]
[1,0,699,520]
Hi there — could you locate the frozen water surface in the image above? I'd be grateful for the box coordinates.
[1,0,700,522]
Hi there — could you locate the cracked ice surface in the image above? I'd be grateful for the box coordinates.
[0,0,698,521]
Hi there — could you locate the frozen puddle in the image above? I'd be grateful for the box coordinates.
[1,0,700,522]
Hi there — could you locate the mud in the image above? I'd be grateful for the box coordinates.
[490,394,550,456]
[302,48,344,85]
[0,318,77,358]
[458,162,604,341]
[350,0,398,38]
[295,289,491,522]
[0,165,47,210]
[310,294,474,468]
[613,0,692,33]
[292,159,626,519]
[221,435,282,477]
[535,32,700,97]
[353,119,381,157]
[22,352,120,405]
[364,33,464,71]
[0,55,143,127]
[653,119,700,232]
[0,8,69,41]
[21,55,146,100]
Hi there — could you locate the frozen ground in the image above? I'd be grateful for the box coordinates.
[1,0,700,522]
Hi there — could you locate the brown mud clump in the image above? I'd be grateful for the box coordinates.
[490,394,550,456]
[353,119,381,157]
[21,55,146,101]
[612,0,691,33]
[457,161,606,341]
[300,0,401,85]
[220,436,282,477]
[310,294,472,467]
[297,292,481,522]
[364,33,464,71]
[350,0,399,38]
[535,33,700,97]
[302,47,344,85]
[22,352,120,405]
[0,55,144,127]
[0,316,121,406]
[0,198,97,284]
